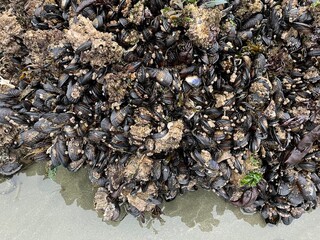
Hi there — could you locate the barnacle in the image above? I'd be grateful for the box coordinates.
[23,29,64,66]
[0,10,23,53]
[127,0,145,25]
[235,0,263,20]
[183,4,222,48]
[154,120,184,153]
[65,15,124,66]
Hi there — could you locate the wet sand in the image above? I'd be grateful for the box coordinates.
[0,163,319,240]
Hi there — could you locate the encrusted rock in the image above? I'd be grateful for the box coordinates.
[101,72,129,107]
[124,182,158,212]
[124,154,153,181]
[214,92,234,109]
[235,0,263,20]
[94,187,120,221]
[183,4,221,48]
[65,15,124,66]
[23,29,64,66]
[127,0,145,25]
[0,10,23,54]
[154,120,184,153]
[129,124,152,143]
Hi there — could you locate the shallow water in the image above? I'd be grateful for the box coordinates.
[0,163,319,240]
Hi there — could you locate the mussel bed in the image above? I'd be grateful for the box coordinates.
[0,0,320,225]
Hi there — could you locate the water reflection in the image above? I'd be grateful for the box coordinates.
[24,162,95,211]
[54,167,95,210]
[1,162,319,240]
[161,189,265,232]
[0,175,7,184]
[2,162,266,232]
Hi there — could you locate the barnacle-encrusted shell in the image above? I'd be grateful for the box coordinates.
[0,10,23,53]
[127,0,145,25]
[65,15,124,66]
[183,4,222,48]
[124,155,153,181]
[235,0,263,19]
[124,182,158,212]
[154,120,184,153]
[23,29,64,65]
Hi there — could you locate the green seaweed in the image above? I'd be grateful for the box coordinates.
[240,171,263,187]
[47,166,57,180]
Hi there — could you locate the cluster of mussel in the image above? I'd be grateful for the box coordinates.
[0,0,320,225]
